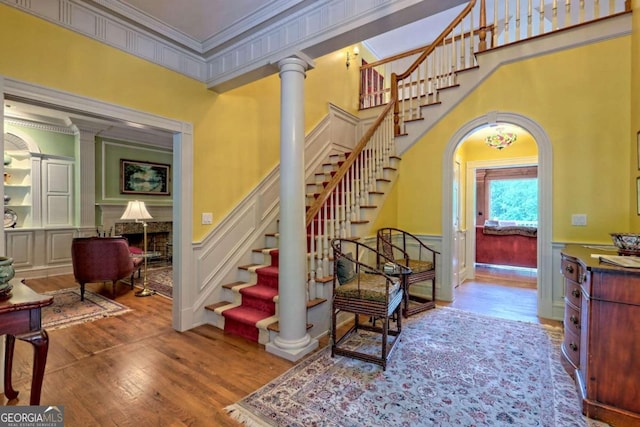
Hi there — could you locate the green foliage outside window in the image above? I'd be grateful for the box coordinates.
[489,179,538,222]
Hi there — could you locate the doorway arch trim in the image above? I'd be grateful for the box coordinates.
[442,112,553,319]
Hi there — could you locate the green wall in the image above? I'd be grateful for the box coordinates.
[96,137,172,204]
[4,122,75,157]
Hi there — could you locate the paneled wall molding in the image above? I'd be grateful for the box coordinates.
[0,0,467,92]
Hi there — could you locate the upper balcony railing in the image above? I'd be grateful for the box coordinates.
[358,0,630,135]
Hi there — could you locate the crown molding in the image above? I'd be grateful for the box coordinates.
[1,0,467,92]
[4,117,76,135]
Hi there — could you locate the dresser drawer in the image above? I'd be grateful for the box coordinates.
[561,257,580,282]
[563,327,581,369]
[564,301,581,334]
[565,280,582,307]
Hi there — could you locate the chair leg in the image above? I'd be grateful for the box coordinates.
[80,284,85,301]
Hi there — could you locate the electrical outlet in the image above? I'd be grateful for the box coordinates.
[571,214,587,226]
[201,212,213,225]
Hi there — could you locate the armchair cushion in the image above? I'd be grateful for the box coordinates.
[335,273,401,302]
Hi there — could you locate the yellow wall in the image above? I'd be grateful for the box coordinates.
[397,35,631,244]
[0,5,361,240]
[631,0,640,230]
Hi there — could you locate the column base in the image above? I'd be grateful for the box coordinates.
[266,335,319,362]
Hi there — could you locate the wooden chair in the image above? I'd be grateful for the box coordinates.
[377,227,439,317]
[331,238,408,370]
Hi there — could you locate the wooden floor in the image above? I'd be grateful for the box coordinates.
[3,267,559,425]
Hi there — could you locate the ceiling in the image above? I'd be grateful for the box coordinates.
[118,0,276,42]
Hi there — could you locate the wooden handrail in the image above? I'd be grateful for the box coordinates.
[393,0,477,82]
[305,99,396,226]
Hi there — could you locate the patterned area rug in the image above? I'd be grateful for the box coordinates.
[126,266,173,299]
[42,288,132,331]
[226,307,608,427]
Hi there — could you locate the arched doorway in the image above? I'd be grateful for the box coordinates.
[441,112,554,319]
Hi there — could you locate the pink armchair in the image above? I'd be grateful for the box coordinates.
[71,237,137,300]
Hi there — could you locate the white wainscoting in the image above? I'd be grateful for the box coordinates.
[191,104,360,327]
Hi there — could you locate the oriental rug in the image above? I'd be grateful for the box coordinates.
[42,288,132,331]
[226,307,608,427]
[126,266,173,299]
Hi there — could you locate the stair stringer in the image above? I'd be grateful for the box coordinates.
[395,12,630,156]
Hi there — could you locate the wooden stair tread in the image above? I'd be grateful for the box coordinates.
[267,321,314,333]
[222,281,244,290]
[205,301,232,311]
[361,205,377,209]
[252,247,275,253]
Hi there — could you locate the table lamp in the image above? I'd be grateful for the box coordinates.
[120,200,155,297]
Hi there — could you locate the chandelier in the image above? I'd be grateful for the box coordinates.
[485,127,518,150]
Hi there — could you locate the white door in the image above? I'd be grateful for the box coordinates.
[452,161,461,287]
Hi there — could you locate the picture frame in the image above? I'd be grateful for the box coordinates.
[120,159,171,195]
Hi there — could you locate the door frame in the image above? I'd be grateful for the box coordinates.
[442,111,553,319]
[1,76,195,331]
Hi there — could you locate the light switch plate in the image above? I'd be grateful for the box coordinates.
[571,214,587,226]
[202,212,213,225]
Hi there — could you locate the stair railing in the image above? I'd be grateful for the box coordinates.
[305,100,396,300]
[386,0,629,135]
[391,0,481,136]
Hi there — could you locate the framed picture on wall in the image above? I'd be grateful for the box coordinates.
[120,159,171,195]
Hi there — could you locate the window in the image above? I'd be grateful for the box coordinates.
[476,166,538,226]
[488,178,538,224]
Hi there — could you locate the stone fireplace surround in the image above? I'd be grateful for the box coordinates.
[99,204,173,259]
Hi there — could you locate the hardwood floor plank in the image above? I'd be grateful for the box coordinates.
[2,271,559,426]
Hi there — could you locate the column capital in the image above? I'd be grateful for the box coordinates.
[277,52,315,73]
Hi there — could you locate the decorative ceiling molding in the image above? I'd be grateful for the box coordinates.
[5,117,76,135]
[1,0,467,92]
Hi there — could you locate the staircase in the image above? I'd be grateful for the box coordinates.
[206,148,400,344]
[204,0,629,346]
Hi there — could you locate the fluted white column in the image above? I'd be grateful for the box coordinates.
[266,57,318,361]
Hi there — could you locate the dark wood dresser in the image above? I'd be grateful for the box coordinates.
[560,245,640,426]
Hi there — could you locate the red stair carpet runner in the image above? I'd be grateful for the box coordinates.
[222,250,279,342]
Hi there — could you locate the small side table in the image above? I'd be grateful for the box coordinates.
[384,264,413,318]
[0,280,53,405]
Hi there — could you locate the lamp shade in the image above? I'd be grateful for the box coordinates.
[120,200,152,221]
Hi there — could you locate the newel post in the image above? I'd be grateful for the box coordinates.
[478,0,487,52]
[391,73,400,136]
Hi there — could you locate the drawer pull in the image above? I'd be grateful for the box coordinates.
[571,289,581,298]
[570,315,579,326]
[569,342,578,352]
[565,265,574,274]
